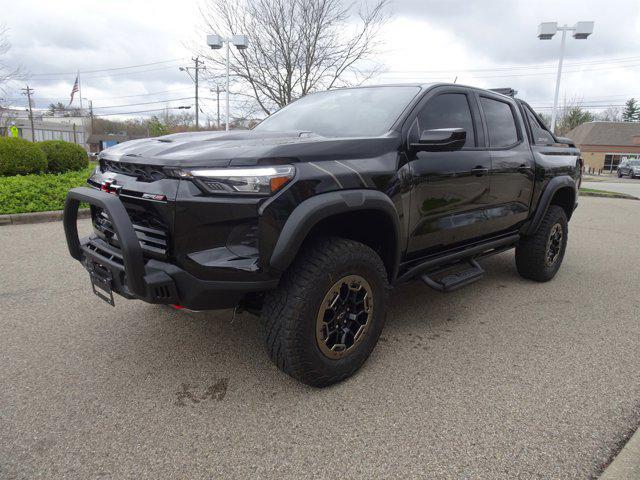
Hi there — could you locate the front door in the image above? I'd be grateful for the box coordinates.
[405,89,493,258]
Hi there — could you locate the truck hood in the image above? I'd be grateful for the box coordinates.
[99,130,399,168]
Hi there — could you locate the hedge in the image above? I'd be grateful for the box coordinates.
[38,140,89,173]
[0,165,94,214]
[0,137,48,176]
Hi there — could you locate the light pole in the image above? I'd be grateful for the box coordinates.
[206,34,249,131]
[538,21,594,134]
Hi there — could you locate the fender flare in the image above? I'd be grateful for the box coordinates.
[526,175,577,235]
[269,190,402,279]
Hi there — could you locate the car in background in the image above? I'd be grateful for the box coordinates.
[618,159,640,178]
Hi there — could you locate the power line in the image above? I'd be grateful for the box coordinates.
[31,65,184,80]
[27,58,188,76]
[3,87,194,102]
[91,96,195,110]
[532,104,627,109]
[94,106,192,117]
[376,55,640,75]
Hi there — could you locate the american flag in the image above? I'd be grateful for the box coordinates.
[68,74,79,106]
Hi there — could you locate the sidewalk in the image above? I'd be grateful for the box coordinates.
[581,180,640,198]
[600,427,640,479]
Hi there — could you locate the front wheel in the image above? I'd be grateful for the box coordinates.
[260,237,390,387]
[515,205,568,282]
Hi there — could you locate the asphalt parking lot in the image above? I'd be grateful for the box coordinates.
[1,196,639,479]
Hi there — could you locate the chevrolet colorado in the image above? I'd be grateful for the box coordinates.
[64,84,581,387]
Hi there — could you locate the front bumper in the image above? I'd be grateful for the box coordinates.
[63,187,278,310]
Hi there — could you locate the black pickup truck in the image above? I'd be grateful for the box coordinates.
[64,83,581,387]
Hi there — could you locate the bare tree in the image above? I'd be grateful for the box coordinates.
[198,0,390,116]
[598,106,622,122]
[0,24,21,99]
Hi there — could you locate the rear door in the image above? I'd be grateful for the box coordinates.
[404,86,493,257]
[477,93,535,232]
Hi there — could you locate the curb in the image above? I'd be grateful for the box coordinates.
[579,192,639,200]
[0,209,90,226]
[600,427,640,479]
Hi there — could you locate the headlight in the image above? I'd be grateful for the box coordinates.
[177,165,295,195]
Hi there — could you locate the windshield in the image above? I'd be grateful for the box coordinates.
[254,86,421,137]
[628,160,640,166]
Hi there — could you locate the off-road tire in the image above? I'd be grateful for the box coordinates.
[515,205,568,282]
[260,237,390,387]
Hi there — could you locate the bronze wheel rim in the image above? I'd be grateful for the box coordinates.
[315,275,373,359]
[545,223,563,267]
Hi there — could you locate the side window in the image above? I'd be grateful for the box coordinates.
[524,106,554,145]
[417,93,476,147]
[480,97,519,148]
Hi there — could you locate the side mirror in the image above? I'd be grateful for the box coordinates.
[411,128,466,152]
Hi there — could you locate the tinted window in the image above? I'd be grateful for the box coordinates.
[524,106,554,145]
[417,93,475,147]
[254,86,421,137]
[480,97,519,147]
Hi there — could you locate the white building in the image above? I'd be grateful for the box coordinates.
[1,107,89,149]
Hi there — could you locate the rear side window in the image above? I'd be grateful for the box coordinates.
[524,106,554,145]
[480,97,519,147]
[417,93,476,147]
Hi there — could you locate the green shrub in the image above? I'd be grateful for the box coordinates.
[0,137,48,176]
[0,166,94,214]
[38,140,89,173]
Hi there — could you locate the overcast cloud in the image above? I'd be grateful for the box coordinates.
[2,0,639,120]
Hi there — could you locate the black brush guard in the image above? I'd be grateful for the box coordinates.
[63,187,278,309]
[64,187,178,303]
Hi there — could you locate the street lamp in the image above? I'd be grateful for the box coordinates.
[538,21,594,134]
[207,34,249,131]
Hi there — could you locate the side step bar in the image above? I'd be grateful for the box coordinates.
[421,259,485,292]
[396,233,519,284]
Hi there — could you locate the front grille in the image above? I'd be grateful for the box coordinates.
[93,208,169,258]
[100,159,166,182]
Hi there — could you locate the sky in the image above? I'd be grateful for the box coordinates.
[2,0,639,122]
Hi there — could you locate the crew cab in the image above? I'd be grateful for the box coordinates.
[64,83,581,387]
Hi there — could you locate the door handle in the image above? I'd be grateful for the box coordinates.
[471,166,489,176]
[517,164,530,172]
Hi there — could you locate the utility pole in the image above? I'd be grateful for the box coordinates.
[180,59,204,130]
[89,100,94,134]
[193,56,200,130]
[21,86,36,142]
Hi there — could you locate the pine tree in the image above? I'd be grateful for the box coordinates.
[622,98,640,122]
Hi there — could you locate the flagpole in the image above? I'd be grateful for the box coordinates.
[77,69,83,111]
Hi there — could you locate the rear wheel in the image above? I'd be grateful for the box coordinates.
[260,237,390,387]
[515,205,568,282]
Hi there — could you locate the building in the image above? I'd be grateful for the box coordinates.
[1,107,89,150]
[87,133,129,153]
[566,122,640,172]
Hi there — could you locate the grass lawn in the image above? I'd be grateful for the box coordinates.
[0,165,94,215]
